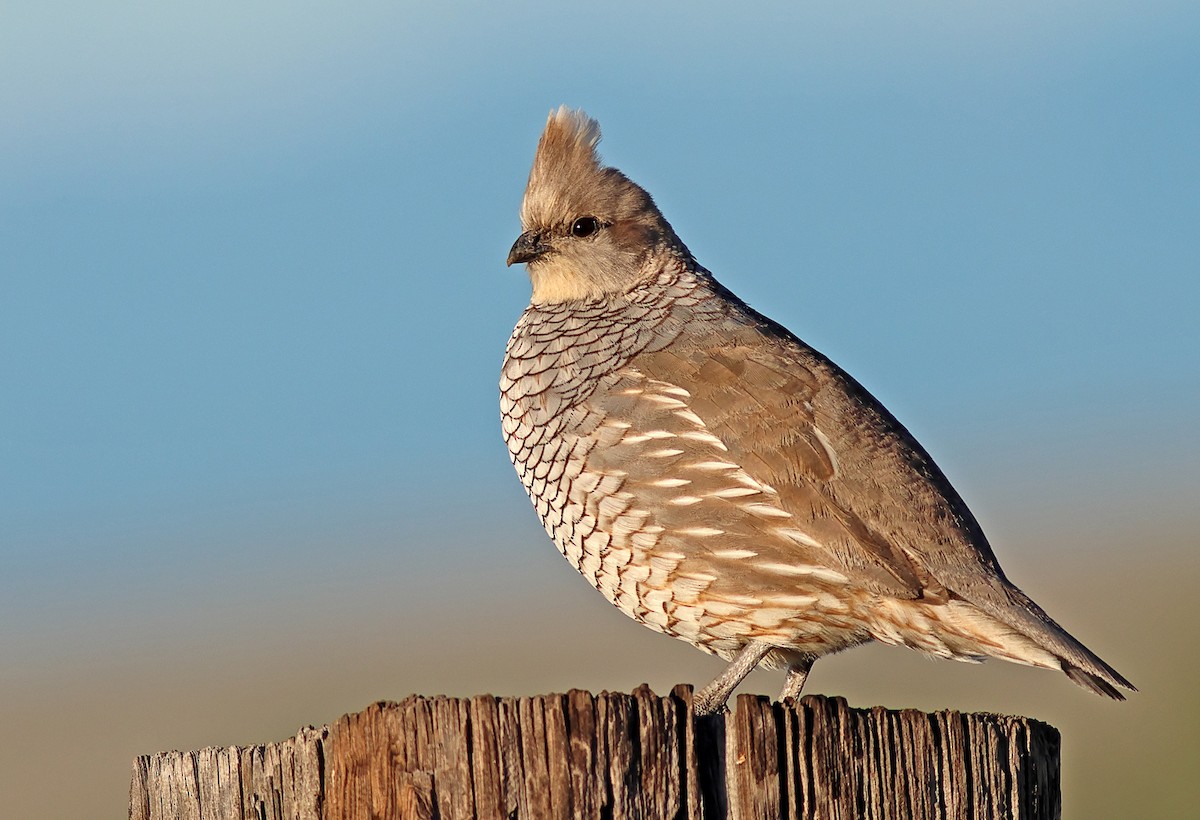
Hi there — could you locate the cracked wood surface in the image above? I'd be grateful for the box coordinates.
[131,685,1060,819]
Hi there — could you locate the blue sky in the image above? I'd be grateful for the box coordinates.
[1,3,1198,815]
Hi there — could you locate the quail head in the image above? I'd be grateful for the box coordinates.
[500,107,1133,714]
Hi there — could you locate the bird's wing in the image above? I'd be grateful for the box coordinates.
[621,308,1009,605]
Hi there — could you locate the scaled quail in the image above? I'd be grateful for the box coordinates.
[500,107,1133,715]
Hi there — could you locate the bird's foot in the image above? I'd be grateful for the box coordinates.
[777,655,816,705]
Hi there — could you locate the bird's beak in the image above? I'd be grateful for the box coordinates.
[506,230,549,266]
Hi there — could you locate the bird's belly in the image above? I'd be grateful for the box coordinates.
[514,446,874,662]
[546,515,876,662]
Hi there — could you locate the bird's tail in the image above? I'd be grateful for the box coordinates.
[946,590,1136,700]
[1063,663,1130,700]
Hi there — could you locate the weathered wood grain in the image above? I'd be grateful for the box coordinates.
[131,688,1060,819]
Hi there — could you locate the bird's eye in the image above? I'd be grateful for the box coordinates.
[571,217,601,238]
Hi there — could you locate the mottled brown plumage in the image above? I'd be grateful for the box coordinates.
[501,107,1133,713]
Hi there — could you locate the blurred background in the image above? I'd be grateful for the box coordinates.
[2,2,1197,817]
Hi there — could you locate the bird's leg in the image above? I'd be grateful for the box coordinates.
[694,641,773,716]
[778,654,816,703]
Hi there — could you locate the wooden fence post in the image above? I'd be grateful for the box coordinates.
[130,685,1060,819]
